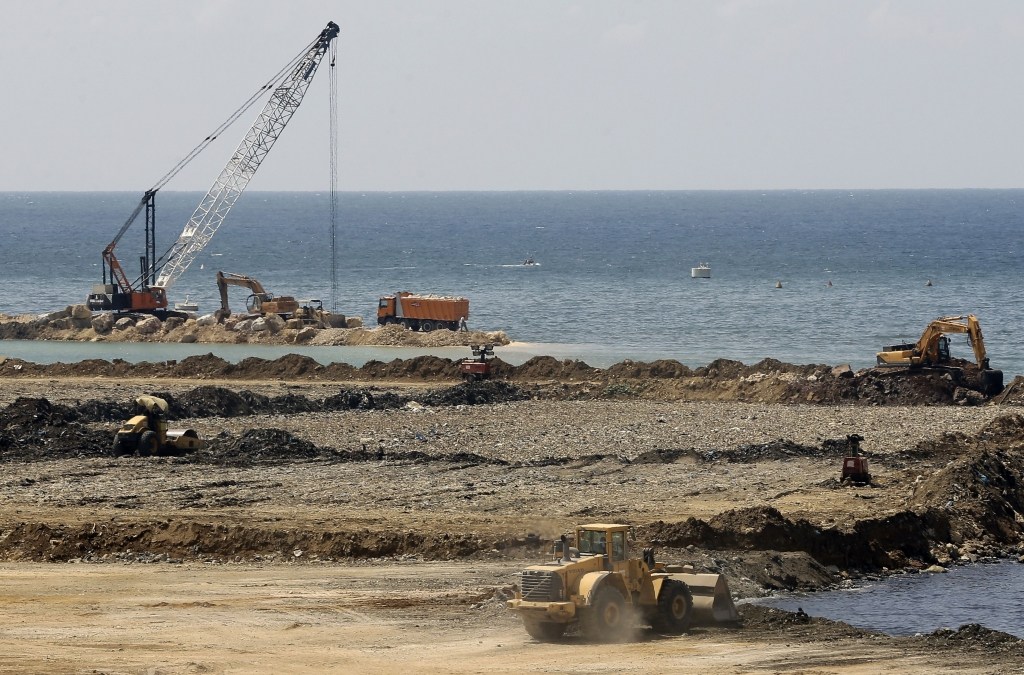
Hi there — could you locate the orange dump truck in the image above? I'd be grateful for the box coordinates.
[377,291,469,332]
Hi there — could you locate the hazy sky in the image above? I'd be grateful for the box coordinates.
[4,1,1024,191]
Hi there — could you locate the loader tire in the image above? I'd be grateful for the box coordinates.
[522,618,566,642]
[651,580,693,634]
[111,435,130,458]
[580,586,628,642]
[137,430,158,457]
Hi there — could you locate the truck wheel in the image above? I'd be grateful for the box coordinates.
[522,618,566,642]
[420,320,435,332]
[651,580,693,633]
[581,587,628,642]
[138,430,158,457]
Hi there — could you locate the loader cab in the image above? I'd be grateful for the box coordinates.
[576,524,629,570]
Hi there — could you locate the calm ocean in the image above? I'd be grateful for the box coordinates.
[1,190,1021,376]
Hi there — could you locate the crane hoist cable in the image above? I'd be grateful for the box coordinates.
[152,21,340,290]
[150,34,321,193]
[329,38,339,313]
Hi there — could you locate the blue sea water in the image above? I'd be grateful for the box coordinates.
[1,190,1021,375]
[755,560,1024,639]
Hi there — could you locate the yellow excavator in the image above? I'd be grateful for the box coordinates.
[876,314,1003,395]
[214,271,301,323]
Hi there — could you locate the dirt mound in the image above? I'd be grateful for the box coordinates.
[1,350,1012,406]
[642,506,946,570]
[738,605,874,637]
[909,447,1024,544]
[360,355,461,380]
[513,356,600,381]
[924,624,1024,651]
[0,398,112,460]
[0,520,529,563]
[421,381,530,406]
[605,359,693,379]
[199,428,324,465]
[232,354,323,379]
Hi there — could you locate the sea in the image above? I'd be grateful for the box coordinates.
[0,190,1022,376]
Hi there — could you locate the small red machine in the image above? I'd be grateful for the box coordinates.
[459,344,495,382]
[840,433,871,484]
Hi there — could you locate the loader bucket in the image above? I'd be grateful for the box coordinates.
[675,572,740,625]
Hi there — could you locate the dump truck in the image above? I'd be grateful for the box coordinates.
[377,291,468,332]
[112,395,204,457]
[876,314,1003,395]
[507,523,739,642]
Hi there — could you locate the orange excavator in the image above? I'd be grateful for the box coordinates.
[876,314,1003,395]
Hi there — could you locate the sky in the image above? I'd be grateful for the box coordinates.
[3,0,1024,191]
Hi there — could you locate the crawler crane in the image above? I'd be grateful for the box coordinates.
[88,21,340,315]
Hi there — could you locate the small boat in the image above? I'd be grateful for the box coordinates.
[175,294,199,312]
[522,256,539,266]
[691,262,711,279]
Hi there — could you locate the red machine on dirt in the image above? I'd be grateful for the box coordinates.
[459,344,495,382]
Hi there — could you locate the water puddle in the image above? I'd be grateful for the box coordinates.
[754,560,1024,638]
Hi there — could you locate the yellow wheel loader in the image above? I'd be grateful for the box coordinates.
[507,523,739,642]
[112,395,204,457]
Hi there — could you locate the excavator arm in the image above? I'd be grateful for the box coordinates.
[913,315,990,369]
[876,314,1001,394]
[215,271,268,322]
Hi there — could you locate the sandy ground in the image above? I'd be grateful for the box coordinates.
[0,561,1015,675]
[2,373,1023,674]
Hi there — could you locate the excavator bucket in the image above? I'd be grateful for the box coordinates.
[674,572,740,625]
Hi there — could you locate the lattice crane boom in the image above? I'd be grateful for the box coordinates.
[154,21,339,290]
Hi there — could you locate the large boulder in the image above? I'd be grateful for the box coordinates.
[113,317,135,331]
[179,332,198,344]
[163,316,185,332]
[253,313,286,333]
[136,316,162,335]
[69,304,92,320]
[196,313,218,327]
[91,313,115,334]
[295,326,318,343]
[345,316,363,328]
[37,308,70,325]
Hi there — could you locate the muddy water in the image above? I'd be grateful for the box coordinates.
[756,560,1024,638]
